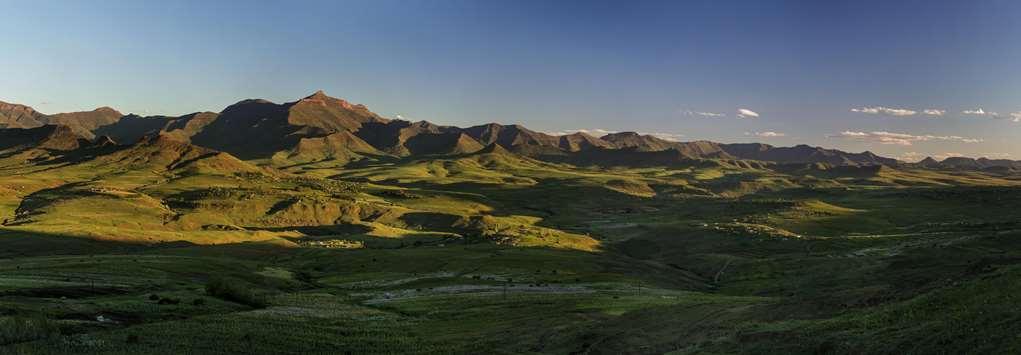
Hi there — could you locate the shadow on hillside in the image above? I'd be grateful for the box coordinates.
[0,228,188,257]
[34,142,129,165]
[0,228,293,259]
[0,226,714,292]
[243,224,372,236]
[382,177,652,223]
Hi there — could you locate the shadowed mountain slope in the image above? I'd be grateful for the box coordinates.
[94,112,219,144]
[98,134,265,175]
[558,132,615,151]
[601,132,733,158]
[463,123,561,151]
[40,107,123,139]
[0,125,91,152]
[355,120,465,156]
[275,130,384,164]
[189,91,389,160]
[601,132,682,152]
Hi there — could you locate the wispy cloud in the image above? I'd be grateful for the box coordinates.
[682,110,725,118]
[922,109,945,116]
[829,131,983,146]
[736,108,759,119]
[851,106,917,116]
[1011,112,1021,123]
[746,131,785,138]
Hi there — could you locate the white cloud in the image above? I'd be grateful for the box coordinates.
[962,108,999,116]
[829,131,983,146]
[683,110,725,118]
[899,152,926,162]
[933,152,966,160]
[901,151,1011,162]
[746,131,785,138]
[545,128,617,136]
[962,108,1021,122]
[575,128,616,136]
[981,152,1013,159]
[923,109,945,116]
[736,108,759,119]
[548,128,685,142]
[395,114,405,120]
[641,132,685,141]
[851,106,917,116]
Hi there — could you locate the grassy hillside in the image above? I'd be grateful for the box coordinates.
[1,137,1021,353]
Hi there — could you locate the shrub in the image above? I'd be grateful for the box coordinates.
[205,277,268,308]
[0,316,60,345]
[157,297,180,305]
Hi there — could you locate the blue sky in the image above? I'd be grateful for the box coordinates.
[2,0,1020,160]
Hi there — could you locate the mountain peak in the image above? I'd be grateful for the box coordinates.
[307,90,329,99]
[298,90,358,110]
[918,157,940,167]
[93,106,121,114]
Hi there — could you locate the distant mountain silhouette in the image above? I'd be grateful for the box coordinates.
[1,92,1002,170]
[721,143,898,166]
[930,157,1021,172]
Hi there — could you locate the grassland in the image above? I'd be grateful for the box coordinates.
[2,145,1021,354]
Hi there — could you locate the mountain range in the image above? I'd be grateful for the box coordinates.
[2,91,1016,171]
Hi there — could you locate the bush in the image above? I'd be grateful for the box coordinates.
[0,316,60,345]
[157,297,180,305]
[205,277,268,308]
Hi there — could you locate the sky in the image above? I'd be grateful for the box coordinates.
[2,0,1020,161]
